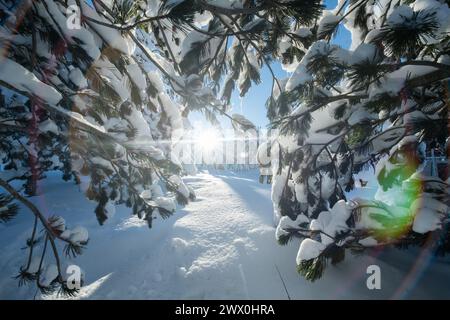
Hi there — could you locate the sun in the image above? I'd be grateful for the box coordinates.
[196,129,220,152]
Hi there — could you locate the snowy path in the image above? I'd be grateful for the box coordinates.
[76,172,290,299]
[1,170,449,299]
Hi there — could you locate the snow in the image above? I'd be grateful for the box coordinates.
[321,200,352,245]
[37,0,100,61]
[179,32,222,68]
[126,63,147,93]
[285,53,313,90]
[1,170,449,299]
[0,58,62,105]
[231,113,256,131]
[94,59,131,102]
[364,29,382,44]
[105,202,116,219]
[385,1,449,42]
[207,0,243,9]
[90,157,114,172]
[387,5,414,25]
[140,189,152,200]
[169,175,190,199]
[296,239,326,263]
[38,119,59,135]
[158,93,184,143]
[39,264,59,287]
[124,107,153,139]
[80,1,135,55]
[285,40,352,91]
[412,207,442,234]
[69,67,88,89]
[414,0,450,43]
[149,196,176,213]
[276,214,309,240]
[310,211,331,232]
[60,226,89,245]
[411,195,448,233]
[193,11,213,27]
[271,169,287,221]
[27,257,42,274]
[147,71,164,92]
[295,27,312,38]
[368,65,438,99]
[69,227,89,244]
[256,142,271,167]
[351,43,378,64]
[317,11,342,38]
[48,216,66,232]
[359,237,379,247]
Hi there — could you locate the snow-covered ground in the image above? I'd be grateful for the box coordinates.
[0,170,449,299]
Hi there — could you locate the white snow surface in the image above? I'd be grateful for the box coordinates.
[0,170,449,299]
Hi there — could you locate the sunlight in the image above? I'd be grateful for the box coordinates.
[196,129,220,152]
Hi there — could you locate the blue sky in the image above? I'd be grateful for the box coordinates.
[225,0,351,128]
[189,0,351,131]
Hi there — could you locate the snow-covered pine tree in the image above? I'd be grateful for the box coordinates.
[0,0,198,295]
[267,0,450,280]
[136,0,450,281]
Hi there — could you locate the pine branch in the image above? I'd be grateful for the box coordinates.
[82,13,171,31]
[219,13,282,92]
[0,193,19,223]
[0,178,64,281]
[198,0,269,15]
